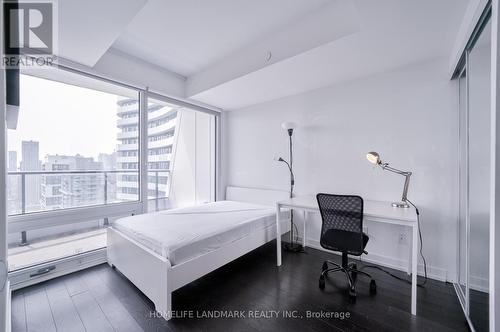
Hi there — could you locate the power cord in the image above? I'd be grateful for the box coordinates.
[359,199,428,287]
[283,210,305,253]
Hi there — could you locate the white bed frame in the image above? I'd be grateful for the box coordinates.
[107,186,289,320]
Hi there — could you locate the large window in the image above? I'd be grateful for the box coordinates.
[7,74,140,216]
[6,69,218,276]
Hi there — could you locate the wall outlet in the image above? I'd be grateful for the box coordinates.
[398,232,408,245]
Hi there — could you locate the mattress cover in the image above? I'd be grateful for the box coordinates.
[112,200,284,265]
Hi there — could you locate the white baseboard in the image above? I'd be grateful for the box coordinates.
[469,275,489,293]
[303,238,448,282]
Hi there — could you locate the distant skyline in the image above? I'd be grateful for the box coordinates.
[7,74,123,160]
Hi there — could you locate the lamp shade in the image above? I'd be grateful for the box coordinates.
[366,151,381,165]
[281,122,297,131]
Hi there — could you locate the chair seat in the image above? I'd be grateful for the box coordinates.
[321,229,369,256]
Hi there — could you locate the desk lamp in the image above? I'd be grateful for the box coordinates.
[366,152,412,208]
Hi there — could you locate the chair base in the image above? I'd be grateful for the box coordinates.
[319,253,377,300]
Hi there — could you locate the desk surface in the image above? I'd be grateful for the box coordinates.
[277,195,417,223]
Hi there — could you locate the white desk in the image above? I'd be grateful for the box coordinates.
[276,195,419,315]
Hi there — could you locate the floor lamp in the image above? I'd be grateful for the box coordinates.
[276,122,303,252]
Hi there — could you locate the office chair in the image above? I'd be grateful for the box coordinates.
[316,194,376,302]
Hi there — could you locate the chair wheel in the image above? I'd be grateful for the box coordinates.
[370,280,377,295]
[319,275,326,290]
[322,262,328,272]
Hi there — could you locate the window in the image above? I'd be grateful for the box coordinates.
[7,71,140,271]
[5,68,218,279]
[7,74,140,216]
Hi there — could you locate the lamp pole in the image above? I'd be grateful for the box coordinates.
[278,122,303,252]
[288,129,294,245]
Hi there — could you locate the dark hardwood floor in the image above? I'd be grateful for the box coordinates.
[11,241,469,332]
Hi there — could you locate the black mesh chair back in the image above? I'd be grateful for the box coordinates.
[316,194,365,256]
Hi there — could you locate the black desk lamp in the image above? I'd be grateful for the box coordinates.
[276,122,303,252]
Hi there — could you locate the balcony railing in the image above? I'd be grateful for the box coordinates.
[8,169,171,216]
[8,169,170,246]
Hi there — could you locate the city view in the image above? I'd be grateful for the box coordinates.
[7,96,178,216]
[4,73,215,272]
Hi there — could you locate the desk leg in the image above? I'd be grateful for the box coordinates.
[407,228,412,276]
[411,224,418,315]
[276,204,282,266]
[303,211,307,248]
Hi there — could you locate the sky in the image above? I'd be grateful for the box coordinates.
[8,74,126,165]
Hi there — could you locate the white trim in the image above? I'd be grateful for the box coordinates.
[490,2,500,331]
[8,202,142,233]
[453,283,477,332]
[449,0,491,77]
[55,57,222,115]
[470,275,490,292]
[9,249,106,291]
[147,90,221,116]
[6,280,10,332]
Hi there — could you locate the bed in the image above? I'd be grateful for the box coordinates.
[106,186,290,320]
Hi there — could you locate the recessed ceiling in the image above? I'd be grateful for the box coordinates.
[112,0,331,77]
[187,0,469,109]
[57,0,469,111]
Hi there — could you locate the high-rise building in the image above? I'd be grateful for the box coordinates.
[21,141,41,212]
[98,152,116,170]
[8,151,17,172]
[41,155,104,211]
[116,98,178,202]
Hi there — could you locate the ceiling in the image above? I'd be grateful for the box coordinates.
[56,0,469,110]
[113,0,331,77]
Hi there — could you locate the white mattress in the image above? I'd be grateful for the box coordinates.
[112,200,285,266]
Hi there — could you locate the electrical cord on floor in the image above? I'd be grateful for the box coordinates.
[293,220,299,244]
[284,210,305,253]
[359,199,428,287]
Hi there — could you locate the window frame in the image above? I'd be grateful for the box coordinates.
[7,64,221,247]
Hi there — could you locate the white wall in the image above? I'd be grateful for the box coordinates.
[222,57,459,282]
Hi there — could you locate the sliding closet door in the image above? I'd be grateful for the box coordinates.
[468,18,491,331]
[457,68,467,303]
